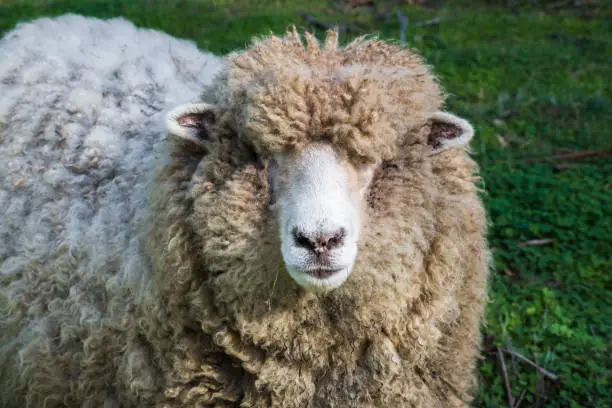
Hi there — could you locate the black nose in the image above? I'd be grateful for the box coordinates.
[292,228,346,254]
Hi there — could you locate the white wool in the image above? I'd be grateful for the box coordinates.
[0,14,221,311]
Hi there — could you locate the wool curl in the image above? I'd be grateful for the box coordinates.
[205,28,444,165]
[0,17,490,408]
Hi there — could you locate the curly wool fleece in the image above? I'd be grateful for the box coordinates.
[0,15,490,408]
[0,14,221,407]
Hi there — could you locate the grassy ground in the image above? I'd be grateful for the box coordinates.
[1,0,610,406]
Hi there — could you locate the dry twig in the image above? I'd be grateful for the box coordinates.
[520,149,612,163]
[514,388,527,408]
[546,0,600,8]
[414,16,442,26]
[518,238,555,247]
[396,11,408,46]
[553,163,586,170]
[547,0,573,8]
[497,347,515,407]
[348,0,375,7]
[501,348,560,382]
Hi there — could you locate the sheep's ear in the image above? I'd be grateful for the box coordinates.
[427,111,474,154]
[165,103,221,146]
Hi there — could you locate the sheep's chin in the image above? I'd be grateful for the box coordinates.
[286,266,353,293]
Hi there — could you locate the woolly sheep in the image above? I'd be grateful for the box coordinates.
[0,14,490,408]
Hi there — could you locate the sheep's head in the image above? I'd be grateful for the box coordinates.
[162,30,475,295]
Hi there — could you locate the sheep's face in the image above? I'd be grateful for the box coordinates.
[267,144,376,292]
[166,103,474,294]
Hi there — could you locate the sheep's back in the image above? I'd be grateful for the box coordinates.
[0,14,220,277]
[0,15,221,406]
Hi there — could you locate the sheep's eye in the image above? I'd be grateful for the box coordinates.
[245,144,262,168]
[266,156,279,207]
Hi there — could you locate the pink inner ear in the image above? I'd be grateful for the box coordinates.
[428,121,461,148]
[178,114,201,128]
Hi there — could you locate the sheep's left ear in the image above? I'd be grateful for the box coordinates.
[427,111,474,154]
[165,103,222,146]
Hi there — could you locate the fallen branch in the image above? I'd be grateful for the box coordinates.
[520,149,612,163]
[553,163,586,170]
[348,0,375,7]
[547,0,572,8]
[514,388,527,408]
[547,0,600,8]
[497,347,515,407]
[414,16,442,26]
[501,348,559,382]
[396,11,408,46]
[518,238,555,247]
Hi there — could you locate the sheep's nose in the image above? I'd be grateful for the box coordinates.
[292,228,346,254]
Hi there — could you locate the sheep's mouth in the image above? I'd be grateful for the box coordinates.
[285,265,352,292]
[304,268,342,279]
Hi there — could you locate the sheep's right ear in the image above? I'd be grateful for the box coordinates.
[165,103,221,146]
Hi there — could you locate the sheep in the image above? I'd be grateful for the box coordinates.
[0,13,490,408]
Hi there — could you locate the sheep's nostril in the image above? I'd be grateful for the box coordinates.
[325,228,346,250]
[292,228,346,253]
[294,231,314,251]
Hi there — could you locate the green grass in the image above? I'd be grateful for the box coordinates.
[1,0,610,406]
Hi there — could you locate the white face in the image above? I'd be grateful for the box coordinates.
[269,144,376,292]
